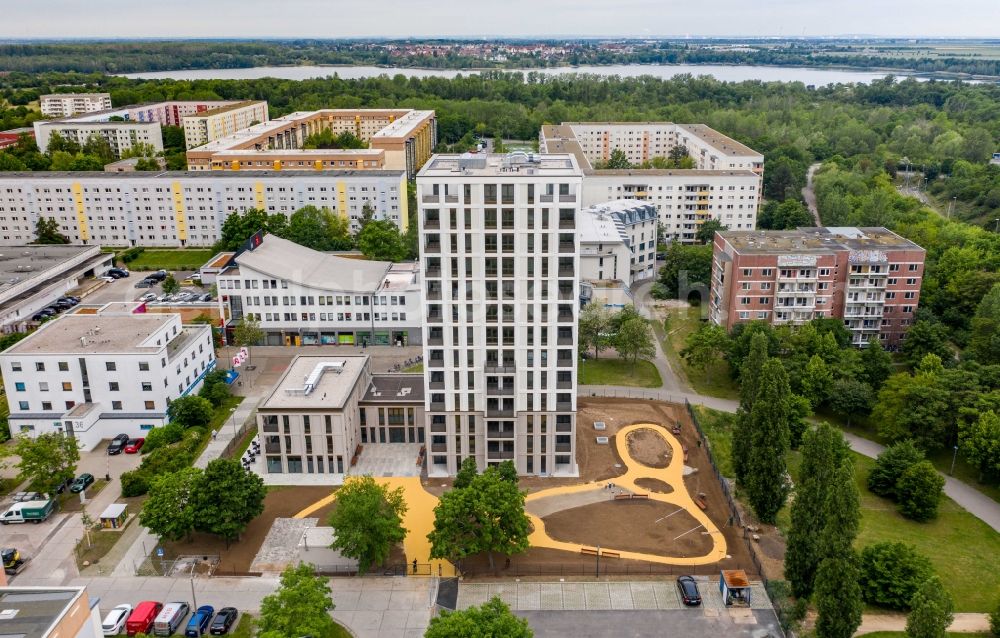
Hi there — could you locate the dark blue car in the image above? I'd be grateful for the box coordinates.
[185,606,214,637]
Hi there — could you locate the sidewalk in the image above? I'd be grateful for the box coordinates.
[195,391,264,470]
[856,612,990,635]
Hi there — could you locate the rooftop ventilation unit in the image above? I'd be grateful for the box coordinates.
[285,361,345,396]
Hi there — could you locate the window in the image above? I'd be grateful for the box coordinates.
[106,362,116,371]
[109,382,119,391]
[35,362,45,372]
[62,382,72,391]
[112,401,123,410]
[10,362,21,372]
[906,278,917,285]
[14,382,24,392]
[41,401,52,411]
[904,292,916,299]
[139,361,150,372]
[908,264,919,271]
[141,382,152,391]
[144,400,155,410]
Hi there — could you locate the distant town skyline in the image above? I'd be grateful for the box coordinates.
[1,0,997,39]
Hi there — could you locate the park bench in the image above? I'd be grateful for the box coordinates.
[580,547,600,556]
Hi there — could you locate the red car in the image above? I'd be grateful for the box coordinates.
[124,437,145,454]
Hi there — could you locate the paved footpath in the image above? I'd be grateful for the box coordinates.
[855,612,990,635]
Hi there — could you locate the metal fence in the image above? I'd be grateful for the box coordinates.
[462,561,737,579]
[579,386,693,403]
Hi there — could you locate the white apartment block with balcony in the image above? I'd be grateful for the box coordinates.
[0,303,216,451]
[216,234,422,347]
[581,199,659,283]
[540,123,763,243]
[417,152,582,478]
[40,94,113,118]
[0,170,408,247]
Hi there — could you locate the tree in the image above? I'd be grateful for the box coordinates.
[896,461,945,522]
[860,341,894,391]
[868,440,925,499]
[139,467,202,542]
[901,319,953,367]
[820,462,860,559]
[681,323,729,383]
[614,317,655,372]
[656,242,713,300]
[424,597,532,638]
[744,359,792,523]
[859,542,934,610]
[785,423,853,598]
[357,219,407,262]
[968,282,1000,365]
[217,208,288,251]
[453,457,479,489]
[191,458,266,546]
[166,395,213,428]
[959,410,1000,483]
[605,148,630,169]
[758,199,814,230]
[906,576,954,638]
[258,563,338,638]
[814,555,864,638]
[233,315,264,365]
[873,358,951,450]
[800,354,833,409]
[161,274,180,295]
[33,217,69,244]
[428,467,530,571]
[284,205,353,252]
[14,433,79,495]
[828,378,874,427]
[327,476,407,575]
[578,304,613,359]
[695,219,725,244]
[82,134,115,164]
[497,460,519,484]
[734,331,771,485]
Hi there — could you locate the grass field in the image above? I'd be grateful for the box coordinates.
[693,406,1000,612]
[403,363,424,373]
[661,305,739,399]
[124,249,216,271]
[578,357,662,388]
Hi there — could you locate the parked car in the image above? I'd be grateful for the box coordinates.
[54,299,74,309]
[103,603,133,636]
[175,292,192,301]
[109,268,130,278]
[153,602,190,636]
[677,575,702,606]
[126,601,163,637]
[199,293,212,302]
[146,270,168,282]
[185,606,214,637]
[53,477,73,494]
[124,438,145,454]
[69,473,95,493]
[108,433,130,455]
[140,292,157,302]
[135,280,153,289]
[209,608,237,635]
[99,275,116,282]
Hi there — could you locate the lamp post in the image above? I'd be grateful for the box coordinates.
[189,561,198,610]
[994,218,1000,233]
[229,406,238,439]
[950,445,959,476]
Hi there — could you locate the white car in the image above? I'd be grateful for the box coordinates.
[139,293,156,302]
[101,603,132,635]
[99,276,116,282]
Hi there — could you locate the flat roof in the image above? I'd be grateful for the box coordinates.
[419,152,581,178]
[371,110,435,139]
[41,93,109,99]
[232,235,393,293]
[2,312,175,355]
[261,355,369,410]
[589,168,759,178]
[210,148,384,157]
[0,587,87,638]
[0,245,97,296]
[0,170,405,180]
[719,226,925,254]
[184,100,265,119]
[578,209,625,245]
[676,124,762,158]
[362,373,424,403]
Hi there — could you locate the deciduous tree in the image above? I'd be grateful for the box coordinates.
[815,554,863,638]
[328,475,407,575]
[828,378,875,427]
[139,467,202,542]
[896,461,945,522]
[191,458,266,546]
[425,597,532,638]
[14,432,79,495]
[233,314,264,365]
[695,219,726,244]
[166,395,214,429]
[258,563,338,638]
[859,542,934,610]
[868,440,925,499]
[958,410,1000,483]
[578,304,613,359]
[968,282,1000,366]
[614,318,655,372]
[453,457,479,489]
[357,219,407,262]
[744,359,792,523]
[906,576,954,638]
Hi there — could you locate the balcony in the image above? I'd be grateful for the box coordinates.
[427,359,444,369]
[423,219,440,230]
[539,193,554,203]
[424,242,441,254]
[487,426,515,438]
[428,380,445,390]
[486,385,514,396]
[430,401,446,412]
[559,194,577,203]
[444,194,459,204]
[426,312,442,324]
[556,421,573,432]
[557,312,573,323]
[555,443,572,453]
[558,241,575,253]
[425,267,441,278]
[559,217,575,229]
[556,378,573,389]
[557,289,574,301]
[558,266,574,277]
[487,406,514,418]
[484,363,516,374]
[430,422,446,433]
[557,336,573,346]
[487,449,515,460]
[556,358,573,368]
[421,194,439,203]
[556,401,572,411]
[426,289,442,301]
[427,335,443,346]
[430,443,448,453]
[264,443,281,454]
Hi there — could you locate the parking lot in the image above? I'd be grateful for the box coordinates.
[75,269,214,308]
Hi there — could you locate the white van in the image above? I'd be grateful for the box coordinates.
[152,601,189,636]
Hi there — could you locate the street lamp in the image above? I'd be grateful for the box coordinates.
[189,561,198,610]
[994,218,1000,233]
[229,406,239,439]
[950,445,959,476]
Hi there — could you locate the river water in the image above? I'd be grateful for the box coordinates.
[121,63,923,85]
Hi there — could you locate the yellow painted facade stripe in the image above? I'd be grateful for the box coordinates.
[398,176,409,233]
[71,183,88,241]
[171,182,187,241]
[254,182,265,209]
[336,181,348,220]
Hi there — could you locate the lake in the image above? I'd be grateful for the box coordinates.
[121,63,919,85]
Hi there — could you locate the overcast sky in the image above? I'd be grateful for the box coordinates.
[1,0,996,39]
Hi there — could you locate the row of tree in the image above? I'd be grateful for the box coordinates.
[577,305,655,370]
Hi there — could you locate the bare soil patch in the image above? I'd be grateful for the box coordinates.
[159,486,333,574]
[627,428,672,468]
[542,499,712,557]
[634,477,673,494]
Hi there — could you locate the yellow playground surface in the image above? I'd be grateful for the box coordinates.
[294,422,726,575]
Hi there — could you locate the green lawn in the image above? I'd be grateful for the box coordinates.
[661,305,739,399]
[693,405,1000,612]
[403,363,424,373]
[578,358,662,388]
[863,634,991,638]
[124,249,216,271]
[74,527,123,570]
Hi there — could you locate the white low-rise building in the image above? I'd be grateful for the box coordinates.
[0,303,216,450]
[580,199,659,284]
[216,234,422,347]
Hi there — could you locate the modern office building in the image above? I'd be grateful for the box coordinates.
[256,355,424,480]
[417,152,583,477]
[40,93,112,118]
[215,234,421,347]
[0,244,113,333]
[182,100,270,149]
[579,199,659,284]
[540,122,763,242]
[0,170,408,247]
[186,108,437,178]
[709,227,926,346]
[0,586,104,638]
[0,302,216,450]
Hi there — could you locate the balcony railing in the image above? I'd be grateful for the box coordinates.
[558,266,574,277]
[424,242,441,254]
[558,241,575,253]
[486,385,514,396]
[484,364,516,374]
[556,401,572,411]
[427,359,444,369]
[428,380,445,390]
[556,378,573,389]
[487,427,515,438]
[430,422,446,433]
[486,407,514,417]
[557,312,573,322]
[430,401,446,412]
[555,443,572,453]
[423,219,440,230]
[430,443,448,453]
[427,336,443,346]
[556,358,573,368]
[425,267,441,278]
[426,313,442,324]
[264,443,281,454]
[487,449,515,460]
[539,194,554,203]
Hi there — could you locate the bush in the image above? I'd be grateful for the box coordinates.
[167,395,214,428]
[897,461,946,522]
[988,600,1000,637]
[142,423,184,454]
[765,579,808,634]
[120,470,149,497]
[119,247,144,264]
[859,542,935,610]
[868,440,924,499]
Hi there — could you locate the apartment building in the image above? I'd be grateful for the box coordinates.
[40,93,112,118]
[33,118,163,158]
[580,199,659,283]
[417,152,582,477]
[540,122,763,242]
[126,100,246,126]
[0,170,408,247]
[0,302,216,450]
[216,234,421,347]
[186,108,437,178]
[182,100,270,149]
[256,355,424,480]
[709,227,926,347]
[0,586,104,638]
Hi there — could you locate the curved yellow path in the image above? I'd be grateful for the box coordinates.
[293,422,725,573]
[524,423,727,565]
